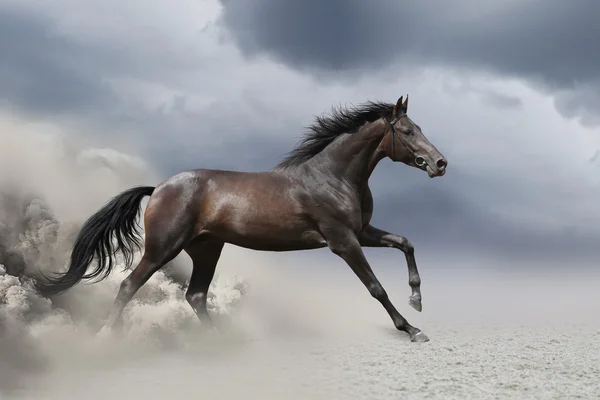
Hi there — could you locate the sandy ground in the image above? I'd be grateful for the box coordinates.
[2,258,599,400]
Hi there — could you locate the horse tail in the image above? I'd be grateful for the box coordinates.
[35,185,156,297]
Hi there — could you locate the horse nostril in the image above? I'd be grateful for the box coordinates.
[436,158,447,170]
[415,156,426,167]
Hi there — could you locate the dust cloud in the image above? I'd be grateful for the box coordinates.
[0,114,248,394]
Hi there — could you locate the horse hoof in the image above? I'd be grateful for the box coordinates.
[408,295,422,312]
[410,331,429,343]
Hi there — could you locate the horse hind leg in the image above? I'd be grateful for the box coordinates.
[183,236,224,327]
[102,252,179,332]
[102,202,195,332]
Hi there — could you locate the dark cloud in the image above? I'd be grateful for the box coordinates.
[357,161,599,265]
[219,0,600,123]
[0,8,118,116]
[369,180,600,265]
[477,91,522,110]
[0,4,196,120]
[110,96,300,176]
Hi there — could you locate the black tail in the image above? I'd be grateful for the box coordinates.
[35,186,155,297]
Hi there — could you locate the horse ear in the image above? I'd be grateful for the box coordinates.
[393,96,404,117]
[402,94,409,113]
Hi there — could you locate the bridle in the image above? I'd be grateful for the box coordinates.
[387,114,427,168]
[388,114,406,161]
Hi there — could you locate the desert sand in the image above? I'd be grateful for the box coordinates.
[2,252,599,400]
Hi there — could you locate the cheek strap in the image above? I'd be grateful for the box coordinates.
[389,117,399,159]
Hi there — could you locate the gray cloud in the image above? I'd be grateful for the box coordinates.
[0,9,118,116]
[219,0,600,124]
[475,90,522,111]
[370,182,599,265]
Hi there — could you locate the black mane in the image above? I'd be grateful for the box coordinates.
[275,101,394,169]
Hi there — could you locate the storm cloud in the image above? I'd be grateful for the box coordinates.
[0,9,119,117]
[219,0,600,126]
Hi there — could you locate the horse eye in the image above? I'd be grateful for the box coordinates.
[403,129,413,136]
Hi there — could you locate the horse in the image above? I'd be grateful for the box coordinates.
[35,95,448,342]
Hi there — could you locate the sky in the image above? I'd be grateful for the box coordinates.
[1,0,600,268]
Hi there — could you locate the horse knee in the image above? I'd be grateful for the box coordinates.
[399,237,414,253]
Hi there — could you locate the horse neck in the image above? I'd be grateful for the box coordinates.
[316,121,387,190]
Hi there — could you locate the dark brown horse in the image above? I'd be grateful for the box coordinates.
[36,95,447,342]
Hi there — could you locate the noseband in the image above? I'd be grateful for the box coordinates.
[387,114,425,168]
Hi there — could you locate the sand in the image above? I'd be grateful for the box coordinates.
[2,260,599,400]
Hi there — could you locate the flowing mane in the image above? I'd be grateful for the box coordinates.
[275,101,394,169]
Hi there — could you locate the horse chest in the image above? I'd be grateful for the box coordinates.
[318,197,368,233]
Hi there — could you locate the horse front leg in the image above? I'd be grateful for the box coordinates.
[325,228,428,342]
[358,224,423,312]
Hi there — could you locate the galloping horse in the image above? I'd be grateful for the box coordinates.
[36,95,448,342]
